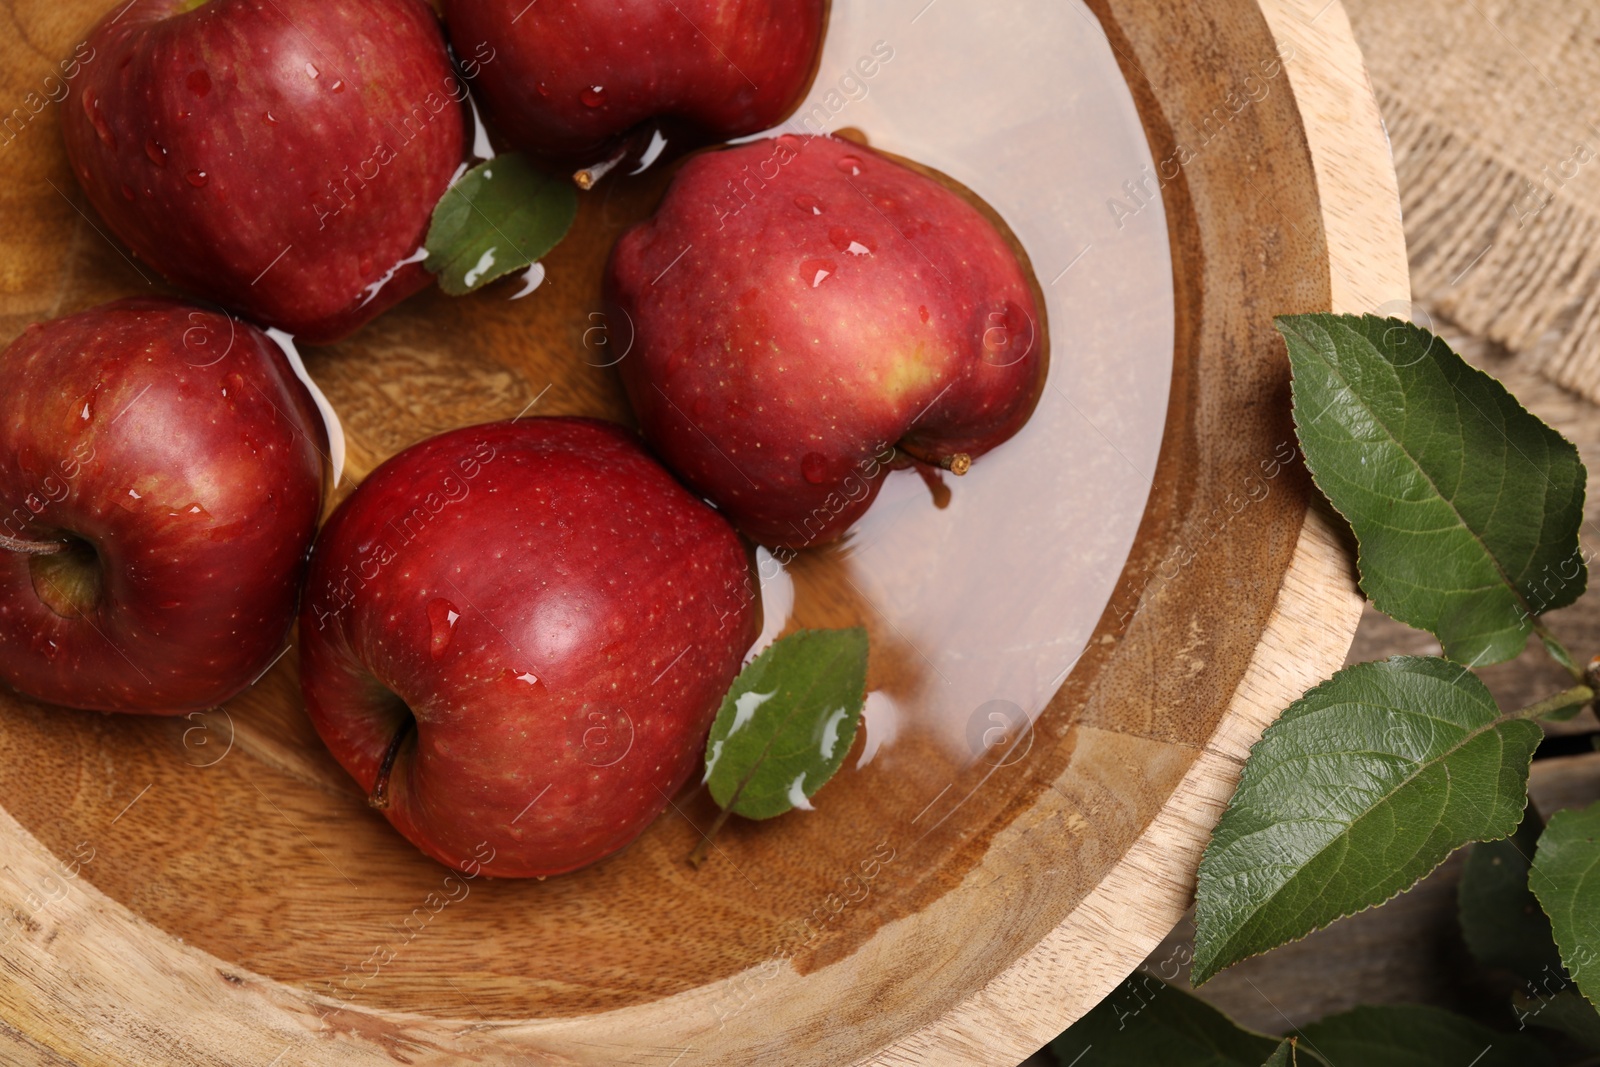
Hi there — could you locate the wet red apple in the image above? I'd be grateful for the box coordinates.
[62,0,465,343]
[299,417,756,877]
[440,0,825,172]
[0,299,326,713]
[606,135,1047,551]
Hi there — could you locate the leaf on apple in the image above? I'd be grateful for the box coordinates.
[703,628,868,820]
[424,153,578,296]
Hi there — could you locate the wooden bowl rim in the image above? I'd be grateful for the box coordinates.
[880,0,1410,1060]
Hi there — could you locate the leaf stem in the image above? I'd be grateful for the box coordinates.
[1511,685,1594,722]
[688,805,734,869]
[1533,621,1585,682]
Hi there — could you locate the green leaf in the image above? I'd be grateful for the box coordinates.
[1193,657,1541,983]
[1459,808,1566,981]
[424,153,577,296]
[1298,1005,1554,1067]
[1540,631,1581,679]
[1047,973,1281,1066]
[1514,987,1600,1050]
[1261,1040,1297,1067]
[704,629,868,819]
[1531,801,1600,1010]
[1279,313,1586,666]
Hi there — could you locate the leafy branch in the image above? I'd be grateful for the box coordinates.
[1049,313,1600,1063]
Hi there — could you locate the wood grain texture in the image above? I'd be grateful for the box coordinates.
[0,0,1405,1063]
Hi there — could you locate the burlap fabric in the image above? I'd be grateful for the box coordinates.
[1345,0,1600,399]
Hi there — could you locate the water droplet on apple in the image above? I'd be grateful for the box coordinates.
[117,487,144,511]
[120,184,135,202]
[800,258,836,288]
[794,195,822,215]
[919,305,931,324]
[778,133,802,149]
[835,155,863,177]
[502,667,544,691]
[427,597,460,659]
[83,90,116,148]
[828,227,873,256]
[305,62,319,79]
[222,372,244,398]
[145,138,167,167]
[262,111,278,126]
[186,70,211,97]
[801,452,829,485]
[536,81,551,97]
[330,79,345,93]
[185,169,208,187]
[580,85,606,108]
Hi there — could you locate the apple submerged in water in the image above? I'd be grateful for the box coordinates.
[606,135,1047,551]
[0,299,327,713]
[298,417,757,878]
[61,0,465,343]
[440,0,826,170]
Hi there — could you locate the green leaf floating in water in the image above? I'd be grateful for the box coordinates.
[1297,1005,1554,1067]
[1531,801,1600,1012]
[704,628,868,820]
[1192,657,1541,983]
[425,153,578,296]
[1278,313,1586,666]
[1047,973,1283,1066]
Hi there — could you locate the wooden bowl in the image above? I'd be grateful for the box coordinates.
[0,0,1406,1062]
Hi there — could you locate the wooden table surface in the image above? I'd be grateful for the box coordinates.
[1016,309,1600,1063]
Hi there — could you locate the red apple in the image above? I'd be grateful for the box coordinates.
[298,417,756,877]
[440,0,825,170]
[0,298,326,713]
[62,0,466,343]
[606,135,1047,550]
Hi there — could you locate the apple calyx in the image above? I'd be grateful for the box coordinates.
[368,714,416,811]
[29,538,102,619]
[0,531,69,556]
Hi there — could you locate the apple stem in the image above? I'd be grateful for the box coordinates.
[368,716,415,811]
[688,805,735,869]
[0,532,68,556]
[574,144,629,191]
[896,444,971,476]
